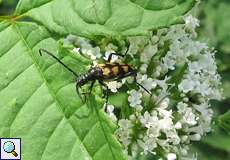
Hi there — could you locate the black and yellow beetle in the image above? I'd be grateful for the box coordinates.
[39,47,152,104]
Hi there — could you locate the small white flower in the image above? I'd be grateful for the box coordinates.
[185,41,208,57]
[181,135,188,143]
[188,125,205,136]
[64,34,78,45]
[199,53,217,75]
[175,122,182,130]
[106,104,114,113]
[166,130,180,145]
[163,55,176,70]
[180,147,188,156]
[138,136,157,155]
[135,105,143,112]
[147,127,160,138]
[188,62,202,73]
[159,98,170,109]
[167,153,177,160]
[140,44,158,63]
[154,65,162,77]
[196,82,211,96]
[157,108,172,118]
[106,105,117,122]
[93,47,102,59]
[185,15,200,29]
[177,102,197,126]
[128,90,142,108]
[193,103,213,118]
[158,116,174,130]
[77,39,102,60]
[127,36,149,57]
[140,64,148,73]
[178,79,195,93]
[140,111,158,128]
[137,74,157,91]
[107,81,123,93]
[151,35,159,43]
[155,89,171,107]
[189,134,201,141]
[129,114,136,121]
[118,119,133,129]
[116,119,133,147]
[184,110,197,125]
[156,76,170,91]
[157,139,169,148]
[74,36,90,47]
[103,50,118,62]
[72,47,80,53]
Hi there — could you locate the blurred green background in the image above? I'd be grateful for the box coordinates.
[193,0,230,159]
[0,0,229,159]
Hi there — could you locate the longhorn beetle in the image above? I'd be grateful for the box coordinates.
[39,46,152,107]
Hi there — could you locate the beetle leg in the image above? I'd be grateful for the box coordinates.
[107,52,124,62]
[111,70,152,96]
[89,80,96,95]
[133,74,152,96]
[76,83,85,103]
[107,41,130,62]
[75,81,96,119]
[74,84,91,119]
[77,80,96,105]
[99,80,109,106]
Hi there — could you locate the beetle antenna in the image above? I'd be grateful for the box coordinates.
[39,48,78,77]
[154,84,175,106]
[136,82,152,96]
[133,73,152,96]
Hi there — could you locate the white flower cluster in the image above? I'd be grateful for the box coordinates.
[116,16,221,160]
[64,15,221,160]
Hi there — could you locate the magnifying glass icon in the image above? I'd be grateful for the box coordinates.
[3,141,18,157]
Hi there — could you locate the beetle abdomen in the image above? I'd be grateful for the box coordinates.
[97,63,135,79]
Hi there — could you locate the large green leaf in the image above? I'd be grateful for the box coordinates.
[199,125,230,152]
[218,110,230,134]
[202,132,230,152]
[198,0,230,72]
[14,0,196,38]
[0,21,126,160]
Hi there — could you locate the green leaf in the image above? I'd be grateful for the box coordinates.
[218,110,230,134]
[192,125,230,160]
[14,0,196,38]
[192,142,230,160]
[221,71,230,98]
[203,132,230,152]
[202,126,230,152]
[199,0,230,54]
[0,21,126,160]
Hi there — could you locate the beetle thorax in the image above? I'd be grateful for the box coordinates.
[76,68,100,86]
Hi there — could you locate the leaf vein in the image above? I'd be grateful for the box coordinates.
[40,117,64,160]
[92,143,107,158]
[27,101,55,134]
[94,106,117,160]
[0,63,33,91]
[0,40,19,59]
[10,81,44,135]
[12,23,93,159]
[82,121,99,142]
